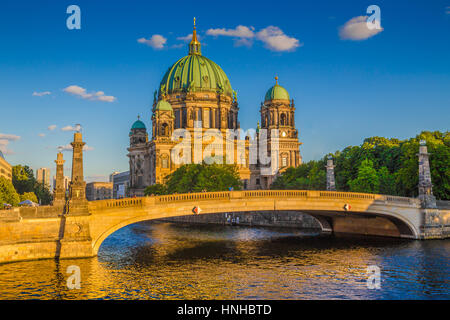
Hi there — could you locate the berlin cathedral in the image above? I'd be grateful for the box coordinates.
[128,21,302,196]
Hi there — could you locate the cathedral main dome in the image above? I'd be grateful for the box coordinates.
[158,19,233,98]
[159,55,233,98]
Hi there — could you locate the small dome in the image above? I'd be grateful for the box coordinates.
[131,119,146,130]
[155,100,173,112]
[265,77,290,102]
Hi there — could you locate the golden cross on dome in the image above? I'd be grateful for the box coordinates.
[275,76,279,85]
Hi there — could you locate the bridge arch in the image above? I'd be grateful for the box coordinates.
[88,191,422,255]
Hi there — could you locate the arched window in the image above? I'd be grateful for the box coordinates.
[161,123,168,136]
[161,155,169,168]
[280,113,286,126]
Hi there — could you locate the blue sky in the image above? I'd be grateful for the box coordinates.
[0,0,449,182]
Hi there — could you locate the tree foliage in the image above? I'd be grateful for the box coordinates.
[0,177,20,206]
[144,184,167,196]
[271,131,449,200]
[147,163,242,195]
[19,192,38,203]
[348,159,379,193]
[12,165,53,205]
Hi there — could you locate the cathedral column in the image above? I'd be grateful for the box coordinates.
[290,151,294,168]
[53,152,66,206]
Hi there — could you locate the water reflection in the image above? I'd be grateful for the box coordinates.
[0,221,448,299]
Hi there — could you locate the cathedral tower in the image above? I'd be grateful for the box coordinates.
[128,116,149,196]
[253,77,302,189]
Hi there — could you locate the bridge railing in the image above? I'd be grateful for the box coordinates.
[88,197,144,211]
[89,190,420,212]
[155,191,230,203]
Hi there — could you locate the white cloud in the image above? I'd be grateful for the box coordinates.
[60,144,94,151]
[0,134,21,141]
[60,124,82,132]
[33,91,51,97]
[0,133,20,155]
[339,16,383,40]
[206,25,300,52]
[207,25,255,47]
[48,125,57,131]
[137,34,167,49]
[63,85,116,103]
[38,133,45,137]
[0,140,12,155]
[177,34,195,42]
[207,25,255,38]
[256,26,301,52]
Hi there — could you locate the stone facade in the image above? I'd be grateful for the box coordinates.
[85,182,113,201]
[112,171,130,199]
[0,151,12,181]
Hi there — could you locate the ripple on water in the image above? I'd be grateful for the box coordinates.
[0,221,449,299]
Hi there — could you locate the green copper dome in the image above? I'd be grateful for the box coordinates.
[159,22,233,98]
[159,55,233,97]
[265,77,290,102]
[155,99,173,112]
[131,119,146,130]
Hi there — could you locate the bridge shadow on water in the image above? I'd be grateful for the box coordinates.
[98,220,412,269]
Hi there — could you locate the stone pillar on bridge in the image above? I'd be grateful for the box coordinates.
[417,140,437,209]
[326,155,336,191]
[53,151,66,206]
[67,129,89,215]
[417,140,443,239]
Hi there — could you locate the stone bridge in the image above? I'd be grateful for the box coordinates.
[1,190,449,264]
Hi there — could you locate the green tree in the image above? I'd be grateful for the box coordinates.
[377,166,396,195]
[34,183,53,205]
[271,159,326,190]
[12,164,53,205]
[348,159,380,193]
[144,184,167,196]
[0,177,20,206]
[12,165,35,194]
[19,192,38,203]
[271,130,449,200]
[165,163,242,194]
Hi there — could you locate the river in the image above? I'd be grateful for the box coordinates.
[0,221,448,299]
